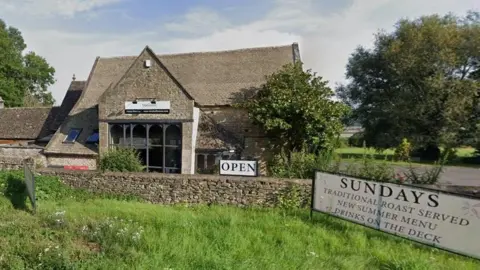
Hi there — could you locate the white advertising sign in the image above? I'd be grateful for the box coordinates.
[125,101,170,114]
[313,172,480,259]
[219,160,258,177]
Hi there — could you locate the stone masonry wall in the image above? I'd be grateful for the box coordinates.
[0,146,46,167]
[37,169,312,207]
[0,156,35,170]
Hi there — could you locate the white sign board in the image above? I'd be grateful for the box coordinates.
[313,172,480,259]
[219,160,258,177]
[125,100,170,114]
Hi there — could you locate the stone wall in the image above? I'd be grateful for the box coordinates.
[37,169,312,207]
[46,155,98,170]
[0,156,34,170]
[0,146,46,167]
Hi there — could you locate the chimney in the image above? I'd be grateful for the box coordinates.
[0,97,4,109]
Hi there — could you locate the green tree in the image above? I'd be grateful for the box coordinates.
[239,61,349,156]
[337,11,480,159]
[0,19,55,107]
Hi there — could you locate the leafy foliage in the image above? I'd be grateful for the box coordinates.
[394,138,412,161]
[277,184,304,214]
[337,11,480,152]
[268,148,338,179]
[347,132,365,147]
[0,18,55,107]
[99,147,145,172]
[239,61,349,155]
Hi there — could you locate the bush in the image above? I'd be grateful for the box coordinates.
[441,147,458,162]
[411,145,441,161]
[348,132,365,147]
[268,148,337,179]
[99,147,145,172]
[343,154,395,182]
[334,137,349,148]
[394,138,412,161]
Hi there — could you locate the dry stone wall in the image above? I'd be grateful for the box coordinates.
[37,169,312,207]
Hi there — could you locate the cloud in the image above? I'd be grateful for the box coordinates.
[0,0,124,17]
[1,0,478,104]
[164,7,231,35]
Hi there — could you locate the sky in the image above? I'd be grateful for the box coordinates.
[1,0,479,105]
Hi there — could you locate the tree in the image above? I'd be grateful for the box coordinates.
[0,19,55,107]
[239,61,349,156]
[337,11,480,159]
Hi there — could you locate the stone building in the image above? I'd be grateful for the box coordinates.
[0,43,301,174]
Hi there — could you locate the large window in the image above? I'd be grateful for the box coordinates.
[109,123,182,173]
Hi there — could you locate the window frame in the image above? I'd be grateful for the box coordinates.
[63,128,82,144]
[108,123,182,173]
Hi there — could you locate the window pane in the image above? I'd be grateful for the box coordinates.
[86,130,99,143]
[148,125,163,145]
[206,155,216,169]
[165,168,180,174]
[148,146,163,167]
[64,128,81,143]
[136,148,147,166]
[124,125,131,146]
[149,167,163,173]
[132,124,147,145]
[110,125,123,144]
[165,147,181,169]
[196,154,205,170]
[165,124,181,146]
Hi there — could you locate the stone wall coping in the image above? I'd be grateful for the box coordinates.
[0,145,44,149]
[36,168,311,185]
[0,156,29,162]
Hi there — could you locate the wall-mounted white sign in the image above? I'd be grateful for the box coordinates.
[219,160,258,177]
[312,171,480,260]
[125,100,170,114]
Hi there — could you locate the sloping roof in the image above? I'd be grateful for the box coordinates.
[72,43,296,111]
[44,43,297,156]
[0,107,59,140]
[196,110,242,150]
[49,80,85,131]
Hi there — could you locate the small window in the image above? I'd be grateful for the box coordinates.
[86,129,99,144]
[63,128,82,143]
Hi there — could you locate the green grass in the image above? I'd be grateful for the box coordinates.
[1,171,479,269]
[335,147,475,157]
[335,147,479,168]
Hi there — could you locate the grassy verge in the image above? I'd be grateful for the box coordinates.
[0,172,479,269]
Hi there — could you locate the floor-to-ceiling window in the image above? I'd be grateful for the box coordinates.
[108,123,182,173]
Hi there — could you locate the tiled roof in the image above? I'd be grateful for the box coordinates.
[44,43,297,156]
[196,110,242,150]
[0,107,59,140]
[72,43,296,111]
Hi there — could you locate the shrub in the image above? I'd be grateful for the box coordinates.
[344,153,395,182]
[411,144,441,161]
[441,147,458,162]
[348,132,365,147]
[99,147,145,172]
[268,148,337,179]
[394,138,412,161]
[277,184,303,213]
[334,137,349,148]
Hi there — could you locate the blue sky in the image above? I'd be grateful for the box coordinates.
[1,0,478,104]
